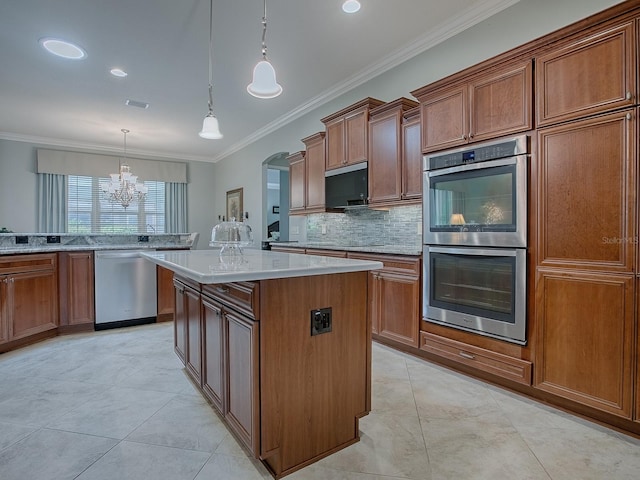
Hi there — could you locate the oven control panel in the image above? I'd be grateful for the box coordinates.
[425,135,528,170]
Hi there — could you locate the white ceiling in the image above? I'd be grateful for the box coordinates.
[0,0,519,164]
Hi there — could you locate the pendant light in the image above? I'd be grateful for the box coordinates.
[247,0,282,99]
[199,0,223,139]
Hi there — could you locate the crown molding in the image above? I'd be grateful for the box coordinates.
[212,0,520,163]
[0,131,215,164]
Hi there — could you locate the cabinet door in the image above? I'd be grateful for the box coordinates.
[202,297,225,413]
[0,278,8,344]
[174,281,188,364]
[9,269,58,341]
[368,109,401,204]
[157,265,175,322]
[345,109,368,165]
[65,252,94,326]
[304,133,326,212]
[225,310,260,456]
[325,117,345,170]
[288,151,306,214]
[420,85,467,153]
[537,110,636,272]
[536,21,636,127]
[535,269,634,418]
[375,271,420,347]
[469,60,533,142]
[401,114,422,200]
[185,286,202,384]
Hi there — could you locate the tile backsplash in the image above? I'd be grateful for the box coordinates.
[306,204,422,246]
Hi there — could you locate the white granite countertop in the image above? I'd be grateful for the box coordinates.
[268,241,422,256]
[140,249,383,284]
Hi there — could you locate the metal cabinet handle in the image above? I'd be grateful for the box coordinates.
[459,351,475,360]
[215,286,230,294]
[462,134,467,140]
[468,132,474,139]
[626,91,632,100]
[626,112,632,120]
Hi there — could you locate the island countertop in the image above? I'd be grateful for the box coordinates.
[140,248,383,284]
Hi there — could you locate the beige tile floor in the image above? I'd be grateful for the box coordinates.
[1,322,640,479]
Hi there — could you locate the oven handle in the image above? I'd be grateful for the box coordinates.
[427,246,520,257]
[426,155,525,177]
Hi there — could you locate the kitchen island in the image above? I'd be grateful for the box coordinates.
[140,249,382,479]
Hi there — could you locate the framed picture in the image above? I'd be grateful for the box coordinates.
[226,188,243,221]
[272,205,280,214]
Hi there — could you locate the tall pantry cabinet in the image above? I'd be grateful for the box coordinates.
[534,19,638,419]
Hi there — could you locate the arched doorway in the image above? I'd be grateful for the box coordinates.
[262,152,289,242]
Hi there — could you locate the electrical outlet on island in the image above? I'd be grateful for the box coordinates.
[321,224,327,235]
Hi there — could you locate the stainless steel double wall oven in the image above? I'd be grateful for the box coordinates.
[422,135,529,345]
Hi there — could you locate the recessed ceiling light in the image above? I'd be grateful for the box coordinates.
[110,68,128,77]
[342,0,361,14]
[39,37,87,60]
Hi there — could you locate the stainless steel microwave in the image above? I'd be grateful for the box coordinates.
[325,162,368,209]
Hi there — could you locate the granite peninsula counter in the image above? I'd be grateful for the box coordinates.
[140,248,382,479]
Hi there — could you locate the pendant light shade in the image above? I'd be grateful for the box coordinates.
[199,112,223,139]
[247,60,282,99]
[199,0,223,139]
[247,0,282,99]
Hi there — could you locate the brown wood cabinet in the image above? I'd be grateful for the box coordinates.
[402,106,423,201]
[349,252,420,347]
[157,265,175,322]
[537,109,636,273]
[412,59,533,153]
[201,296,225,412]
[288,133,327,216]
[288,151,306,215]
[367,98,420,207]
[302,132,326,213]
[536,21,636,128]
[0,254,58,348]
[534,269,634,418]
[58,251,94,330]
[173,276,197,364]
[321,98,385,170]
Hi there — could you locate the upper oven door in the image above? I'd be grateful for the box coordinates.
[423,155,527,248]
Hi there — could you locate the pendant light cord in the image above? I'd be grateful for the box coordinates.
[207,0,214,114]
[261,0,268,60]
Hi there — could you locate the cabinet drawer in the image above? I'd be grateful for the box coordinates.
[305,249,347,258]
[348,253,420,275]
[202,282,259,320]
[0,253,56,274]
[420,332,532,386]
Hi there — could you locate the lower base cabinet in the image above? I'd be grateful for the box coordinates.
[534,268,634,418]
[173,272,369,478]
[1,254,58,349]
[58,251,94,330]
[348,253,420,347]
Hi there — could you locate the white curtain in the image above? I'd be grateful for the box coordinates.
[165,182,188,233]
[37,173,67,232]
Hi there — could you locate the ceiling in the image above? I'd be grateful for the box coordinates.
[0,0,519,164]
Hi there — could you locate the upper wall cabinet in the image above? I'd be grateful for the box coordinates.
[412,59,533,153]
[367,98,419,207]
[536,21,636,127]
[302,132,326,214]
[287,151,306,215]
[321,98,385,171]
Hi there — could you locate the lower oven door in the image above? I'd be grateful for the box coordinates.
[423,245,526,345]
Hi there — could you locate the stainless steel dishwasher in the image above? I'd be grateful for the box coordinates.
[94,249,157,329]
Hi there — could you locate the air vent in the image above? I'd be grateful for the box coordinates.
[125,99,149,109]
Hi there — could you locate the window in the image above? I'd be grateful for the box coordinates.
[67,175,165,234]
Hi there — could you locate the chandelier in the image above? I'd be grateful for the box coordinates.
[101,129,148,209]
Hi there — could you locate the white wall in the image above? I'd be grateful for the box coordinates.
[212,0,622,240]
[0,140,38,232]
[0,139,217,247]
